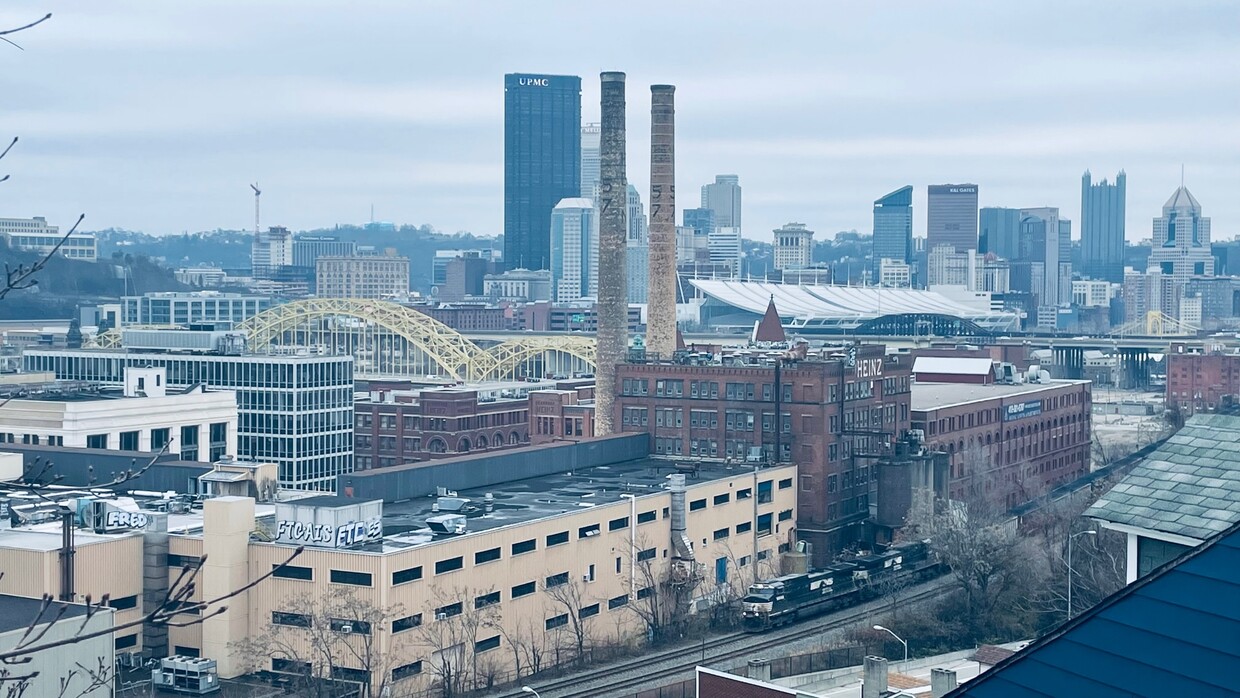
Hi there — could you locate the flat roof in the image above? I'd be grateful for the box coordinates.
[912,356,994,375]
[367,457,790,552]
[0,594,91,634]
[912,379,1090,412]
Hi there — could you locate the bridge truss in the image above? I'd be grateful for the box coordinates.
[1110,310,1199,338]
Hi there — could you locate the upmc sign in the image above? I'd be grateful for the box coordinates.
[1003,400,1043,421]
[518,77,549,87]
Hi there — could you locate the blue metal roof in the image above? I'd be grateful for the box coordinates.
[945,519,1240,697]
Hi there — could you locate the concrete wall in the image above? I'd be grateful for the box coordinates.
[339,433,649,503]
[4,444,211,492]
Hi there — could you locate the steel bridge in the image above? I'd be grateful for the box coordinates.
[95,299,597,381]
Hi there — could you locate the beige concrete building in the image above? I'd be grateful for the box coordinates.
[316,255,411,299]
[0,454,797,696]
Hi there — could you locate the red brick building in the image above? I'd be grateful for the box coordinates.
[529,384,596,445]
[613,344,912,562]
[911,378,1092,510]
[1165,349,1240,416]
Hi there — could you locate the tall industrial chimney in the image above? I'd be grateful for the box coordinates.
[594,71,628,436]
[646,85,677,358]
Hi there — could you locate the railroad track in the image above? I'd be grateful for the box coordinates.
[492,579,952,698]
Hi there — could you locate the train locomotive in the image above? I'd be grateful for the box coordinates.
[740,539,940,632]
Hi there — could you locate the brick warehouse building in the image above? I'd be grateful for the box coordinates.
[614,344,912,563]
[354,388,530,468]
[911,378,1092,510]
[1165,347,1240,416]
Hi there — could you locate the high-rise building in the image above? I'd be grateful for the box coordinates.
[1018,207,1062,309]
[292,235,356,269]
[1148,186,1213,284]
[1081,170,1126,283]
[581,122,601,200]
[927,184,979,254]
[627,185,649,303]
[681,208,715,264]
[708,226,742,277]
[878,259,912,288]
[316,255,411,299]
[250,226,293,279]
[772,223,814,270]
[701,175,741,229]
[24,347,354,491]
[504,73,582,272]
[979,207,1022,260]
[550,198,598,302]
[871,186,913,283]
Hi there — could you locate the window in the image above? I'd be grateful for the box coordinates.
[512,538,537,555]
[435,602,463,620]
[689,498,706,511]
[435,557,464,575]
[757,513,773,536]
[392,566,422,585]
[547,531,569,547]
[546,572,569,588]
[331,667,369,684]
[87,434,107,449]
[637,547,656,562]
[737,488,752,500]
[475,591,501,609]
[637,510,657,524]
[330,570,372,587]
[608,516,629,531]
[115,634,138,650]
[120,431,140,451]
[637,586,654,600]
[392,614,422,633]
[511,581,536,598]
[779,478,793,490]
[778,509,793,521]
[475,547,501,564]
[272,611,311,627]
[579,603,600,618]
[272,564,313,581]
[174,646,200,657]
[273,658,310,675]
[151,427,170,451]
[546,614,569,630]
[180,425,199,461]
[736,521,752,534]
[167,553,201,568]
[392,661,423,681]
[107,594,138,610]
[713,527,729,541]
[578,523,601,538]
[758,480,773,503]
[476,635,500,653]
[330,618,371,635]
[714,493,730,505]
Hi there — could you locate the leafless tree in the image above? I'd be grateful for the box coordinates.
[541,577,596,665]
[413,584,501,698]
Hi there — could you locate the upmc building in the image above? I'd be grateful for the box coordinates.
[927,183,980,254]
[504,73,582,272]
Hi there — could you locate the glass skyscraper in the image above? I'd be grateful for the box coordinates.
[871,186,913,282]
[1081,170,1126,283]
[927,184,979,254]
[504,73,582,272]
[979,207,1022,260]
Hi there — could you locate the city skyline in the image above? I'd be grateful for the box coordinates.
[2,2,1238,243]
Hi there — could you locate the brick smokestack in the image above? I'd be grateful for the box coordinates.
[646,84,677,358]
[594,71,628,436]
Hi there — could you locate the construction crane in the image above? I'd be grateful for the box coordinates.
[250,183,261,237]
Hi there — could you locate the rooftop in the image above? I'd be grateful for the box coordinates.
[1085,414,1240,541]
[911,379,1090,412]
[0,594,91,635]
[912,356,994,376]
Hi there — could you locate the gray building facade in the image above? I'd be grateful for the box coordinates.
[927,183,979,254]
[871,186,913,282]
[701,175,741,229]
[1081,170,1126,283]
[979,207,1022,260]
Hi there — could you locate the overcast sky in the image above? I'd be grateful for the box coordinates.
[2,1,1238,243]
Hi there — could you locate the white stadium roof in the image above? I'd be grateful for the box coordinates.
[689,279,1019,332]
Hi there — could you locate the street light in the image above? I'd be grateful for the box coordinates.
[873,624,908,670]
[1067,529,1097,618]
[521,687,542,698]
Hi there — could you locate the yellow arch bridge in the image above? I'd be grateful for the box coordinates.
[97,299,597,382]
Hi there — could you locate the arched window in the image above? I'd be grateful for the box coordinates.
[476,434,488,449]
[457,437,471,452]
[427,438,447,453]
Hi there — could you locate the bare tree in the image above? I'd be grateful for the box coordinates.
[414,585,501,698]
[624,548,702,645]
[541,577,596,665]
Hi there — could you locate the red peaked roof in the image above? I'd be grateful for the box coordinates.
[755,296,786,343]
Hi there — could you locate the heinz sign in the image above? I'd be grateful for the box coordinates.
[1003,400,1042,421]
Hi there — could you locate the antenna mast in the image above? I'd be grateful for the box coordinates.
[250,183,262,236]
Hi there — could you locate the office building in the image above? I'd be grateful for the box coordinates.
[504,73,582,271]
[627,185,649,303]
[1016,207,1063,309]
[927,184,979,254]
[251,226,293,279]
[0,216,96,261]
[0,436,795,693]
[708,226,743,277]
[701,175,742,229]
[871,186,913,282]
[292,235,356,269]
[482,268,552,302]
[878,259,912,288]
[316,255,410,299]
[121,292,272,327]
[580,122,601,200]
[431,249,500,288]
[682,208,715,264]
[1165,349,1240,416]
[174,267,229,288]
[1148,186,1213,284]
[441,254,499,301]
[928,245,974,287]
[772,223,814,270]
[24,346,354,491]
[613,344,912,562]
[0,367,237,460]
[1072,280,1115,308]
[1081,170,1126,283]
[550,198,598,302]
[979,207,1022,261]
